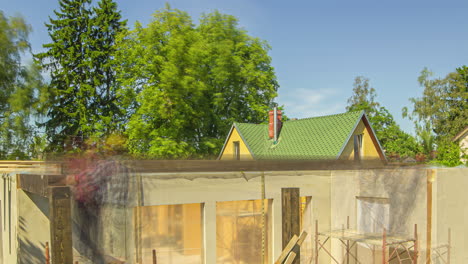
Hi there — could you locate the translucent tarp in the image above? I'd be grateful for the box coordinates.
[216,199,272,264]
[138,203,203,264]
[300,196,314,263]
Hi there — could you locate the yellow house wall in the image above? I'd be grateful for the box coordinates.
[339,120,381,160]
[219,127,254,160]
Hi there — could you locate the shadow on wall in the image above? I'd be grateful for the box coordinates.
[358,169,423,234]
[71,160,132,264]
[18,216,46,264]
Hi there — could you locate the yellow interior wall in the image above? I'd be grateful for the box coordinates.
[138,203,203,262]
[182,204,202,255]
[339,120,381,160]
[219,127,254,160]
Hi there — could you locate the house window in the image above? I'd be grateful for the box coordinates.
[356,197,390,234]
[233,141,240,160]
[354,134,363,161]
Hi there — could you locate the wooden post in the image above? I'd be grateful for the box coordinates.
[414,224,418,264]
[427,169,435,264]
[382,228,387,264]
[45,242,50,264]
[152,249,157,264]
[48,187,73,264]
[282,188,300,264]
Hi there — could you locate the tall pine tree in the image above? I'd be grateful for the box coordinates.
[88,0,126,135]
[36,0,125,153]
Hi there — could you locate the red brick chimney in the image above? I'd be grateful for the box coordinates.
[268,107,282,140]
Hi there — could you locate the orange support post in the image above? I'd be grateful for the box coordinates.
[414,224,418,264]
[45,242,50,264]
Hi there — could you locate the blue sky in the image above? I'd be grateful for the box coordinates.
[3,0,468,134]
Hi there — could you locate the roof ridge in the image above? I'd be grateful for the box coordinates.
[235,122,267,126]
[288,110,363,122]
[234,111,363,126]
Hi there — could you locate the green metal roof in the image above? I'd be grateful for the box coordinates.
[234,111,364,160]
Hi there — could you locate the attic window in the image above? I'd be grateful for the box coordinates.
[233,141,240,160]
[354,134,363,161]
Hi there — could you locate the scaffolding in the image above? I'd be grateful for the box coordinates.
[314,219,419,264]
[430,229,451,264]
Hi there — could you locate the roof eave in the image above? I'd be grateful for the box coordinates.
[335,111,387,163]
[336,111,365,159]
[452,126,468,142]
[234,123,257,160]
[361,113,388,163]
[217,124,236,160]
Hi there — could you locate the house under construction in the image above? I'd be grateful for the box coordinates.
[0,160,465,264]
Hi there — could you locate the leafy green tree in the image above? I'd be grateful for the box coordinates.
[347,76,420,159]
[36,0,125,153]
[116,6,279,158]
[404,68,467,139]
[346,76,380,116]
[403,68,468,166]
[0,11,46,159]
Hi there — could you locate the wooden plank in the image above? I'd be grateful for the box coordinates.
[0,161,62,175]
[282,188,300,264]
[296,231,308,246]
[275,235,298,264]
[49,186,73,264]
[129,160,390,173]
[284,252,297,264]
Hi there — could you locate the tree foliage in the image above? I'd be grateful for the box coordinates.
[36,0,125,153]
[346,76,380,116]
[0,11,46,159]
[116,5,279,158]
[347,76,420,159]
[403,68,468,166]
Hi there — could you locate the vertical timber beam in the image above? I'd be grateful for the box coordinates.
[427,169,435,264]
[414,224,418,264]
[282,188,300,264]
[48,186,73,264]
